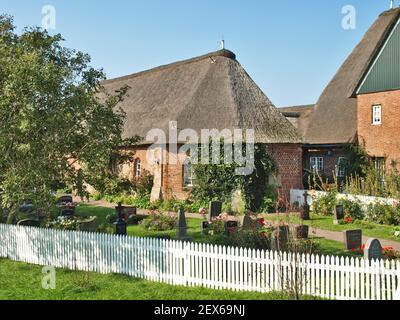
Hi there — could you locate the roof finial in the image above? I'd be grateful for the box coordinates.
[221,39,225,50]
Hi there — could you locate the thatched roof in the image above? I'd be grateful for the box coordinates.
[279,105,315,139]
[305,8,400,144]
[102,49,301,144]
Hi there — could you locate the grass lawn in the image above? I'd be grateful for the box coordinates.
[0,259,302,300]
[264,213,400,242]
[76,205,361,258]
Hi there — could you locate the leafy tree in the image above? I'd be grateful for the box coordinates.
[0,15,135,223]
[191,143,276,212]
[342,143,369,177]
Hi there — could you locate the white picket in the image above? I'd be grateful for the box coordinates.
[0,223,399,300]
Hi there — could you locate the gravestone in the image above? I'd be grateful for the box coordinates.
[208,201,222,221]
[240,215,254,229]
[224,221,238,236]
[114,202,127,236]
[177,208,192,242]
[344,229,362,250]
[364,238,383,261]
[334,204,344,225]
[300,191,310,220]
[201,221,210,231]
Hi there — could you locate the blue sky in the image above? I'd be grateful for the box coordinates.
[1,0,394,106]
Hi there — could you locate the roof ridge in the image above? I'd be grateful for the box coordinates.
[102,49,237,85]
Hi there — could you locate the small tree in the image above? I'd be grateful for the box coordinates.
[0,16,134,223]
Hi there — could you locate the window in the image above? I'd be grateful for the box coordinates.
[183,161,193,187]
[134,159,142,178]
[372,105,382,125]
[310,157,324,173]
[337,157,346,177]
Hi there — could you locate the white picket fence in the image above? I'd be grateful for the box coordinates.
[0,224,399,300]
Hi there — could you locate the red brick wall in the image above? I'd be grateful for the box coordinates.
[161,148,190,200]
[357,89,400,170]
[124,143,303,202]
[266,144,303,199]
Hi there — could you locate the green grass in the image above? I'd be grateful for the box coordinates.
[264,213,400,242]
[76,204,115,224]
[0,259,300,300]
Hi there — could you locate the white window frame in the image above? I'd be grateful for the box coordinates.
[337,157,346,177]
[135,159,142,178]
[310,157,324,174]
[372,105,382,125]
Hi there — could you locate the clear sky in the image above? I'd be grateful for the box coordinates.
[1,0,395,107]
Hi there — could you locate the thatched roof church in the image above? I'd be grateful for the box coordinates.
[102,49,301,144]
[102,49,303,201]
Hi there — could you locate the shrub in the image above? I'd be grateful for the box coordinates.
[140,213,177,231]
[97,223,114,234]
[105,212,118,224]
[342,198,364,220]
[312,192,337,216]
[207,229,272,250]
[45,216,79,231]
[365,202,400,226]
[126,214,146,225]
[131,170,153,197]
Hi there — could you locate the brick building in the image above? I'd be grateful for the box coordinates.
[280,8,400,183]
[102,49,303,202]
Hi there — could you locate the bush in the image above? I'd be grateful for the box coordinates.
[45,216,79,231]
[342,198,364,220]
[365,203,400,226]
[140,213,177,231]
[131,171,153,197]
[106,212,118,224]
[312,192,337,216]
[126,214,146,225]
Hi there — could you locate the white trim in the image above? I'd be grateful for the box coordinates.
[356,16,400,95]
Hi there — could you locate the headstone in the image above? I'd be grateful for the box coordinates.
[114,202,127,236]
[295,225,309,239]
[240,215,254,229]
[201,221,210,230]
[334,204,344,225]
[343,229,362,250]
[208,201,222,221]
[364,238,383,261]
[300,191,310,220]
[122,206,137,216]
[177,208,192,241]
[224,221,238,236]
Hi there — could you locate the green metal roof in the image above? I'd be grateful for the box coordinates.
[358,17,400,94]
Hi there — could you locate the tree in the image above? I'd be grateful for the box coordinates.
[0,15,134,223]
